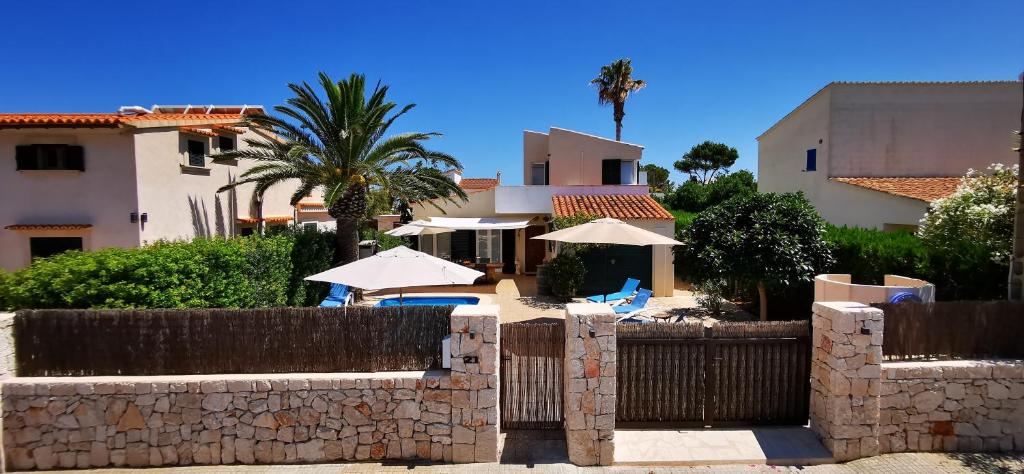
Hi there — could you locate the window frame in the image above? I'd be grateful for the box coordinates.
[475,229,502,263]
[805,149,817,172]
[29,236,83,260]
[15,144,85,171]
[187,140,207,167]
[218,135,235,152]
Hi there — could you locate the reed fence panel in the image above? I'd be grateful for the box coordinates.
[500,321,564,429]
[616,320,810,428]
[14,306,452,376]
[873,301,1024,361]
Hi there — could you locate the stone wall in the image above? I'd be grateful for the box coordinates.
[1,305,500,470]
[811,301,1024,461]
[563,303,615,466]
[447,305,499,463]
[0,313,14,380]
[809,301,883,462]
[880,360,1024,453]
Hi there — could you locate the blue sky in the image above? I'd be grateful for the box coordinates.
[2,1,1020,185]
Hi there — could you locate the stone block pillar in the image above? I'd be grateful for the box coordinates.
[563,303,616,466]
[448,305,499,463]
[810,301,884,461]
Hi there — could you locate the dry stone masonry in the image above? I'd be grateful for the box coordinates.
[880,360,1024,453]
[809,301,883,462]
[0,305,500,470]
[563,303,615,466]
[447,305,500,463]
[811,302,1024,461]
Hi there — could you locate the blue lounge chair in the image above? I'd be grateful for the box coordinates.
[319,283,352,307]
[586,278,641,303]
[613,289,652,315]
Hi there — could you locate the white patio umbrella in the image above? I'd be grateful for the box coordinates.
[304,246,483,304]
[385,220,455,237]
[530,217,684,246]
[531,217,683,303]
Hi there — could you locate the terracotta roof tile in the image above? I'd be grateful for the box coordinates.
[180,127,217,137]
[236,216,293,224]
[552,194,673,220]
[0,112,254,128]
[5,224,92,231]
[213,125,246,134]
[830,177,962,202]
[0,114,122,127]
[296,201,327,212]
[459,178,499,191]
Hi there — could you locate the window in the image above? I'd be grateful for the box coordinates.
[620,160,636,184]
[805,149,817,172]
[436,232,451,260]
[303,222,318,230]
[187,140,206,167]
[15,144,85,171]
[420,234,434,256]
[240,227,255,237]
[475,230,502,263]
[530,163,547,185]
[218,136,235,152]
[601,159,621,185]
[29,237,82,260]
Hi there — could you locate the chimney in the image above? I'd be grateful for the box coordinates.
[496,170,502,184]
[444,168,462,185]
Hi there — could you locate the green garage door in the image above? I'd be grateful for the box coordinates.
[578,245,653,296]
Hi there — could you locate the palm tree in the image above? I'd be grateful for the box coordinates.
[590,58,646,141]
[216,72,467,265]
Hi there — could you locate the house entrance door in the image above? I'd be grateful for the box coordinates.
[524,225,546,274]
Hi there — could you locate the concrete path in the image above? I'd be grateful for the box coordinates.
[49,452,1024,472]
[615,427,833,466]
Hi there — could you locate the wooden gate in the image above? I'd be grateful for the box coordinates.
[617,321,810,428]
[500,321,564,429]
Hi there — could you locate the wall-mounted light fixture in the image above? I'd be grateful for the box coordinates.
[588,328,597,338]
[130,212,138,223]
[140,213,148,224]
[469,329,476,340]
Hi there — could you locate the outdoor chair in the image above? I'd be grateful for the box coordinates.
[612,288,652,315]
[319,283,352,307]
[586,278,641,303]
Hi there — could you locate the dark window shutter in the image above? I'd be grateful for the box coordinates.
[602,159,621,185]
[544,160,550,185]
[66,146,85,171]
[806,149,817,172]
[15,145,38,170]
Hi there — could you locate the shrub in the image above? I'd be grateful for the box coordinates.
[2,235,296,310]
[667,170,756,213]
[694,279,727,316]
[668,180,708,212]
[825,225,923,284]
[677,192,833,320]
[285,226,337,307]
[547,252,585,301]
[918,164,1017,265]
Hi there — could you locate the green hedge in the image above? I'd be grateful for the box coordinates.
[0,227,342,310]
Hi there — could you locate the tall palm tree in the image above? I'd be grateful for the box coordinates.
[590,58,646,141]
[216,72,468,265]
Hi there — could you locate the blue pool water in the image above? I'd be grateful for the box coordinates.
[375,296,480,307]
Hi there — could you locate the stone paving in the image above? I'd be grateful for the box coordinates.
[615,428,833,466]
[43,452,1024,473]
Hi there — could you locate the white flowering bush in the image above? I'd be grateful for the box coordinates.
[917,163,1018,263]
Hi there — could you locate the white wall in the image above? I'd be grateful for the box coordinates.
[522,131,549,184]
[0,129,141,270]
[829,82,1021,177]
[547,128,643,186]
[133,128,300,243]
[757,82,1020,229]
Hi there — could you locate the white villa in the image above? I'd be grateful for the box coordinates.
[397,127,677,297]
[0,105,333,270]
[758,81,1021,231]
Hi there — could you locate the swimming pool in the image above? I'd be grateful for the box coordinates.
[375,296,480,307]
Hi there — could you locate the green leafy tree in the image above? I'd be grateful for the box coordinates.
[641,163,673,193]
[678,193,833,320]
[590,58,646,141]
[668,170,755,212]
[215,73,467,265]
[547,252,586,300]
[675,141,739,184]
[918,164,1017,265]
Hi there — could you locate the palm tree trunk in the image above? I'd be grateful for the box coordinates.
[335,218,360,265]
[756,281,768,321]
[613,101,625,141]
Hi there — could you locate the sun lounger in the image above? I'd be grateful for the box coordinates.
[586,278,640,303]
[319,283,352,307]
[612,288,652,316]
